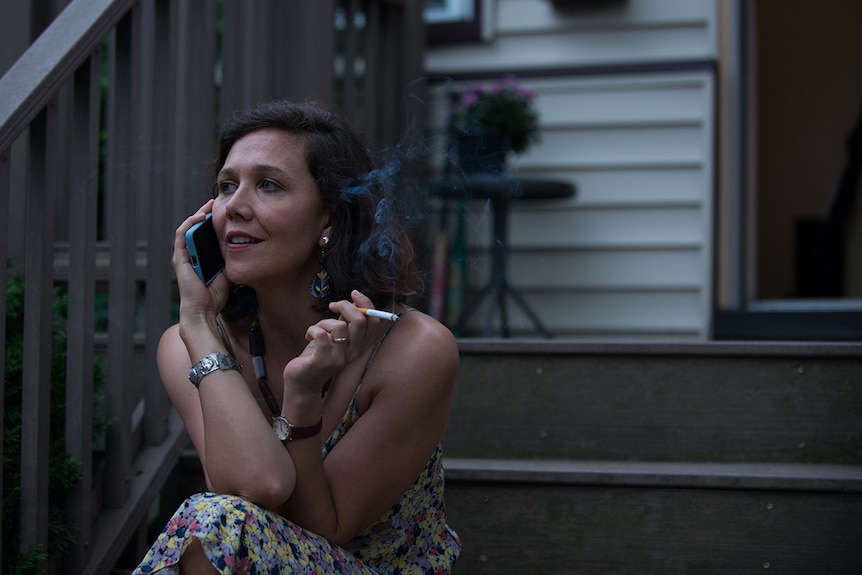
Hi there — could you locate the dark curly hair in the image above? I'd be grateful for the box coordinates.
[215,99,423,321]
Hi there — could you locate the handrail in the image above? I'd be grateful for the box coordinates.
[0,0,135,153]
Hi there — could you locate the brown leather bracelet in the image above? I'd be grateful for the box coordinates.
[271,415,323,441]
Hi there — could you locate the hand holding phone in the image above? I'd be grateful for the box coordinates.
[185,213,225,285]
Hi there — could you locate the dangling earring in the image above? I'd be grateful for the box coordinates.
[310,236,331,299]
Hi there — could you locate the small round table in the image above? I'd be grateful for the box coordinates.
[428,175,576,337]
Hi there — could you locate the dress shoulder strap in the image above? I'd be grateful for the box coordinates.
[356,307,414,388]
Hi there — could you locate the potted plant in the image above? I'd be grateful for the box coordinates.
[450,74,540,173]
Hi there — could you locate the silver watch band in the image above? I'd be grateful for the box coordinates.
[189,352,242,387]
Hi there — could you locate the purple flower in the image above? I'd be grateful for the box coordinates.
[450,74,541,154]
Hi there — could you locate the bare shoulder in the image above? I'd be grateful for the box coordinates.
[369,309,459,399]
[159,322,182,348]
[400,309,458,371]
[156,324,194,398]
[157,324,187,372]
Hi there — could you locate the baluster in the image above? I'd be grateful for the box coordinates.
[64,49,101,571]
[0,146,9,575]
[20,100,58,570]
[103,7,140,509]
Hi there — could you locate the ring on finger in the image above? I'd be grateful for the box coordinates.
[332,336,348,344]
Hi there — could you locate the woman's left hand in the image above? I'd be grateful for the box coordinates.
[282,290,383,397]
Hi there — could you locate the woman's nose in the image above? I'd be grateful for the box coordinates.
[222,183,252,219]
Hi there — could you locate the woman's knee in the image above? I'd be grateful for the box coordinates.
[179,537,219,575]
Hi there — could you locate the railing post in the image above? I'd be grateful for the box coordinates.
[167,0,218,220]
[140,0,172,448]
[20,100,59,569]
[64,49,101,571]
[0,147,9,575]
[103,6,140,509]
[340,0,361,121]
[291,0,336,105]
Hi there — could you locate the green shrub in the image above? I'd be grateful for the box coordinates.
[3,271,107,574]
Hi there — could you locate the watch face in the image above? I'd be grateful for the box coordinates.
[272,416,291,441]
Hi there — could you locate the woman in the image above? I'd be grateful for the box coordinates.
[134,100,461,574]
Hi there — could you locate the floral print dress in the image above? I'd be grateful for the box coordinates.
[133,325,461,574]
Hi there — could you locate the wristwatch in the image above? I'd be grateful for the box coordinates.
[272,415,323,441]
[188,352,243,387]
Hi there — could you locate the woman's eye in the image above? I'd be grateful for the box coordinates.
[260,179,280,192]
[216,181,237,195]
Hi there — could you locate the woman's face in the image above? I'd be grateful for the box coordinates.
[212,129,331,290]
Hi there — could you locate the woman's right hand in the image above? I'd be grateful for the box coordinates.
[173,200,230,321]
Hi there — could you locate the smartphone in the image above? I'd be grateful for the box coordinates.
[185,213,225,285]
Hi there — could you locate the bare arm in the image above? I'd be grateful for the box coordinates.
[160,202,298,509]
[276,310,458,544]
[158,323,298,507]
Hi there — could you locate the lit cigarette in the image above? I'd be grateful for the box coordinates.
[358,307,399,322]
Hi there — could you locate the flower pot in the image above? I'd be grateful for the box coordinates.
[457,134,511,175]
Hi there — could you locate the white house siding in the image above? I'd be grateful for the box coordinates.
[425,0,718,339]
[426,0,717,71]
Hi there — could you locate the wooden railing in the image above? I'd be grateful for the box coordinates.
[0,0,424,573]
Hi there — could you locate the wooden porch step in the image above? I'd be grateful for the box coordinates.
[444,457,862,574]
[444,457,862,492]
[446,340,862,465]
[445,341,862,573]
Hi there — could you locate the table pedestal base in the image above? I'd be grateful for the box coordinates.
[451,195,551,338]
[430,175,574,338]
